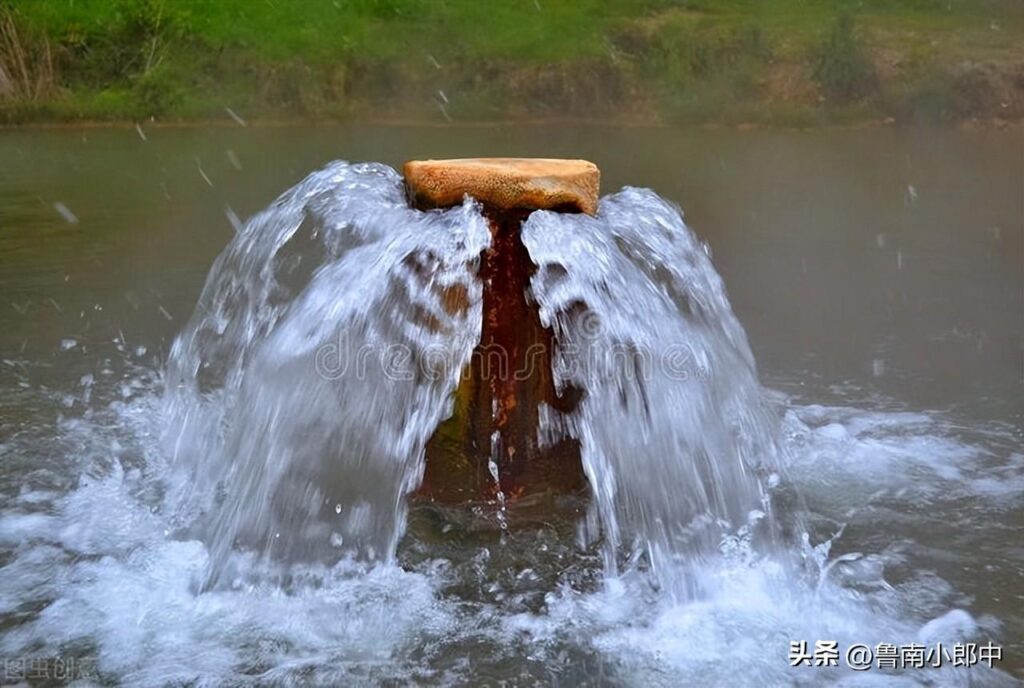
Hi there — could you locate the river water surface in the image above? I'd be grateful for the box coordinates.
[0,125,1021,686]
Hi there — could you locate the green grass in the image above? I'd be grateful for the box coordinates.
[2,0,1023,125]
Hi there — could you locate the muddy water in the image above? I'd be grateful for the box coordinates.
[0,124,1021,686]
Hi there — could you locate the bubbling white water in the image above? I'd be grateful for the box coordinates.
[1,389,1015,685]
[2,161,1016,685]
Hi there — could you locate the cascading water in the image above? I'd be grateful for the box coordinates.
[2,153,1016,686]
[524,189,783,591]
[163,160,781,592]
[163,161,490,586]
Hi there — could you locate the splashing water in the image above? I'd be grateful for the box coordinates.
[524,188,783,591]
[163,161,490,586]
[2,159,1018,685]
[164,163,781,591]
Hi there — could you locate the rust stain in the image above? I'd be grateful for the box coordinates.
[420,207,585,502]
[411,158,595,503]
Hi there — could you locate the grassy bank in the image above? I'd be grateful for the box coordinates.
[2,0,1023,126]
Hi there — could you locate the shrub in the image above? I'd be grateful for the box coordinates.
[811,13,876,104]
[131,62,185,117]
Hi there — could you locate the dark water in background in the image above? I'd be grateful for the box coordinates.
[0,124,1021,686]
[1,125,1020,419]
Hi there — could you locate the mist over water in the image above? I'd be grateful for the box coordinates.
[1,131,1021,686]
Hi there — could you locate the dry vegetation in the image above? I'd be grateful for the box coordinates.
[0,5,57,104]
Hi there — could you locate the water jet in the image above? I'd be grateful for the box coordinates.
[165,157,777,584]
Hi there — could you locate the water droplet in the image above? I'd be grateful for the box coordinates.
[905,184,918,206]
[224,205,243,233]
[54,202,79,225]
[224,106,247,127]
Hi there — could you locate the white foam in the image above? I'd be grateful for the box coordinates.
[3,366,1018,685]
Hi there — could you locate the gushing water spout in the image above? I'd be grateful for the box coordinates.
[166,157,780,589]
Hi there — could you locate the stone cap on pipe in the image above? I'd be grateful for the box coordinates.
[403,158,600,216]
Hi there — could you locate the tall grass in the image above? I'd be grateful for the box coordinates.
[0,5,57,103]
[1,0,1021,124]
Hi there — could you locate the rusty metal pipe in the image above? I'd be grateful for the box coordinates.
[404,158,599,502]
